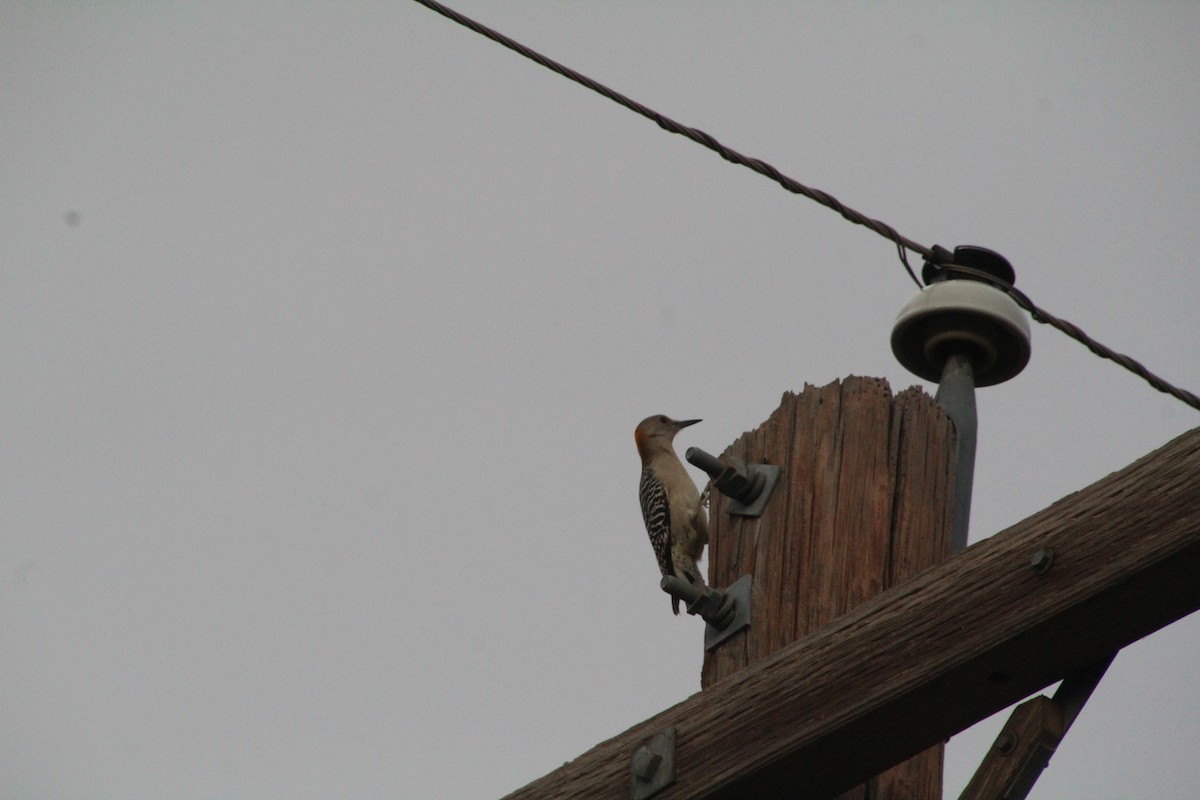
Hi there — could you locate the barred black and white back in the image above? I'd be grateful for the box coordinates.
[639,466,675,582]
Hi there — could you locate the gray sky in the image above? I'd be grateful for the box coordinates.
[4,2,1198,798]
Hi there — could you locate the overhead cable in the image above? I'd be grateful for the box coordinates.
[413,0,1200,413]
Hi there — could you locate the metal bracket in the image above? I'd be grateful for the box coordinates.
[685,447,782,517]
[660,574,753,651]
[631,726,676,800]
[726,462,781,516]
[703,574,752,650]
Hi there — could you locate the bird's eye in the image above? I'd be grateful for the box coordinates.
[657,415,669,424]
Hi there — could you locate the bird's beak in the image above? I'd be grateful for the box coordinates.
[675,418,701,429]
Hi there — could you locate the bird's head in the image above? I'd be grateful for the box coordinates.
[634,415,700,461]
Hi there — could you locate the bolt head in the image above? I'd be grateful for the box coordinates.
[995,732,1018,754]
[632,746,662,781]
[1030,547,1055,574]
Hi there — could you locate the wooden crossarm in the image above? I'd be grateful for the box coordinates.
[502,426,1200,800]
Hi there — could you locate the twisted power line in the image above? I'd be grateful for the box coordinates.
[933,262,1200,410]
[411,0,927,288]
[413,0,1200,413]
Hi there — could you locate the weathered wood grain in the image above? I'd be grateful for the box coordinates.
[957,696,1063,800]
[501,424,1200,800]
[703,378,954,800]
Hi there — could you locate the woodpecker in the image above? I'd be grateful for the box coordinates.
[635,415,709,615]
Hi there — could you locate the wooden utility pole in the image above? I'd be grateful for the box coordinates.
[703,377,955,799]
[501,397,1200,800]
